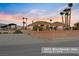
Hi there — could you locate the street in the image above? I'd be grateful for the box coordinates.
[0,39,79,56]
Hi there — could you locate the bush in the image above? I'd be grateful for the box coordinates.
[33,26,38,31]
[72,27,77,30]
[39,26,43,31]
[74,22,79,30]
[3,32,8,34]
[14,30,23,34]
[0,32,2,34]
[33,26,43,31]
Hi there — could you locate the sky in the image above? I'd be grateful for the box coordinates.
[0,3,79,26]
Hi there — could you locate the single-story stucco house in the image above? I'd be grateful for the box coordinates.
[27,21,65,31]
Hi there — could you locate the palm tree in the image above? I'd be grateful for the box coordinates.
[50,19,52,23]
[60,12,64,24]
[25,18,27,29]
[49,19,52,30]
[68,3,73,27]
[65,12,69,26]
[63,8,67,26]
[63,8,70,27]
[22,17,25,29]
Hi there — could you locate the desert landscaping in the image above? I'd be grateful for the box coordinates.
[0,30,79,46]
[0,3,79,56]
[30,30,79,39]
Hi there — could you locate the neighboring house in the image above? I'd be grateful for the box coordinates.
[27,21,65,31]
[0,23,17,30]
[0,23,6,30]
[51,22,65,30]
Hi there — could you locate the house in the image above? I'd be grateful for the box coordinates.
[0,23,17,30]
[28,21,50,30]
[51,22,65,30]
[27,21,65,31]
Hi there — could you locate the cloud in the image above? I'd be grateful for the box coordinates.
[27,9,47,18]
[0,13,23,25]
[29,9,47,14]
[0,7,79,26]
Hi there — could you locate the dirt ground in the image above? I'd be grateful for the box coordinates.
[30,30,79,39]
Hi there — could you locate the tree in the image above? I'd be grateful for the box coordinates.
[63,8,68,26]
[22,17,25,29]
[68,3,73,27]
[74,22,79,30]
[68,3,73,7]
[60,12,64,24]
[63,8,70,29]
[25,18,28,30]
[50,19,52,23]
[49,19,52,30]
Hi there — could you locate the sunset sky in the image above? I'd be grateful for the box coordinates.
[0,3,79,26]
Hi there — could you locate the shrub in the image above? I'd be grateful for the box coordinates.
[33,26,39,31]
[39,26,43,31]
[72,27,77,30]
[74,22,79,30]
[14,30,23,34]
[0,32,2,34]
[3,32,8,34]
[33,26,43,31]
[33,26,37,31]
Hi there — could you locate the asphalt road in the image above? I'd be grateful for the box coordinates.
[0,39,79,56]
